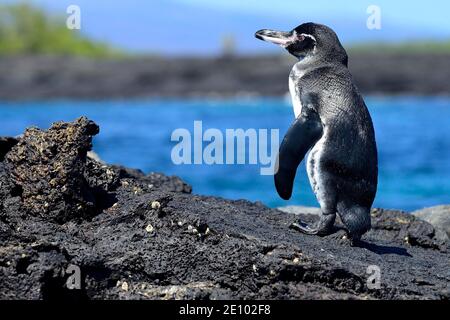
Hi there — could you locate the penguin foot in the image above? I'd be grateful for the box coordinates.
[290,221,322,235]
[289,213,336,236]
[348,234,363,247]
[335,230,364,246]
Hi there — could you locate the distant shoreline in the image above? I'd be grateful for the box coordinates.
[0,53,449,100]
[2,93,450,104]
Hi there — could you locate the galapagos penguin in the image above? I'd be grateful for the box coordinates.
[255,23,378,242]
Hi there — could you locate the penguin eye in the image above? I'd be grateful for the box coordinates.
[297,34,305,41]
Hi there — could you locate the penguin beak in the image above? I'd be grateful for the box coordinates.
[255,29,296,47]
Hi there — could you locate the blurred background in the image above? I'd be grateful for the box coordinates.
[0,0,449,211]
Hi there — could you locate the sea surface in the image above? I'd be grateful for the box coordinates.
[1,96,449,212]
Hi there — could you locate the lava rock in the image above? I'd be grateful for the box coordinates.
[0,118,448,300]
[413,205,450,241]
[0,137,19,161]
[4,117,101,223]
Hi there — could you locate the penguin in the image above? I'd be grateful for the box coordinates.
[255,23,378,242]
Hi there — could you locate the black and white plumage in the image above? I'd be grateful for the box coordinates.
[255,23,378,241]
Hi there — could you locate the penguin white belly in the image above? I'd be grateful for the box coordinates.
[306,131,328,209]
[288,76,302,118]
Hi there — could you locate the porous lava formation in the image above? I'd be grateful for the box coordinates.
[0,118,448,300]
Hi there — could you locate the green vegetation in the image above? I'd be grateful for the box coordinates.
[348,41,450,54]
[0,3,122,57]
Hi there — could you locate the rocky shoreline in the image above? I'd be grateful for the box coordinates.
[0,53,449,100]
[0,118,449,300]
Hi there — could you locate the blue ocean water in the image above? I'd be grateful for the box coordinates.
[1,97,449,212]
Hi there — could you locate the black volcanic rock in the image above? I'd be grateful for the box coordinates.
[0,118,448,300]
[4,117,101,223]
[0,137,19,161]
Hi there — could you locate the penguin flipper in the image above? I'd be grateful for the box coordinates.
[274,108,323,200]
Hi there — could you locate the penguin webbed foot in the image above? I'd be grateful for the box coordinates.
[290,221,326,236]
[334,229,365,246]
[289,213,336,236]
[348,233,364,247]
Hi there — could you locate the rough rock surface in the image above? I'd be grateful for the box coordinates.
[0,118,448,300]
[4,118,101,223]
[413,206,450,241]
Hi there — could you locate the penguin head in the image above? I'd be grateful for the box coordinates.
[255,22,348,66]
